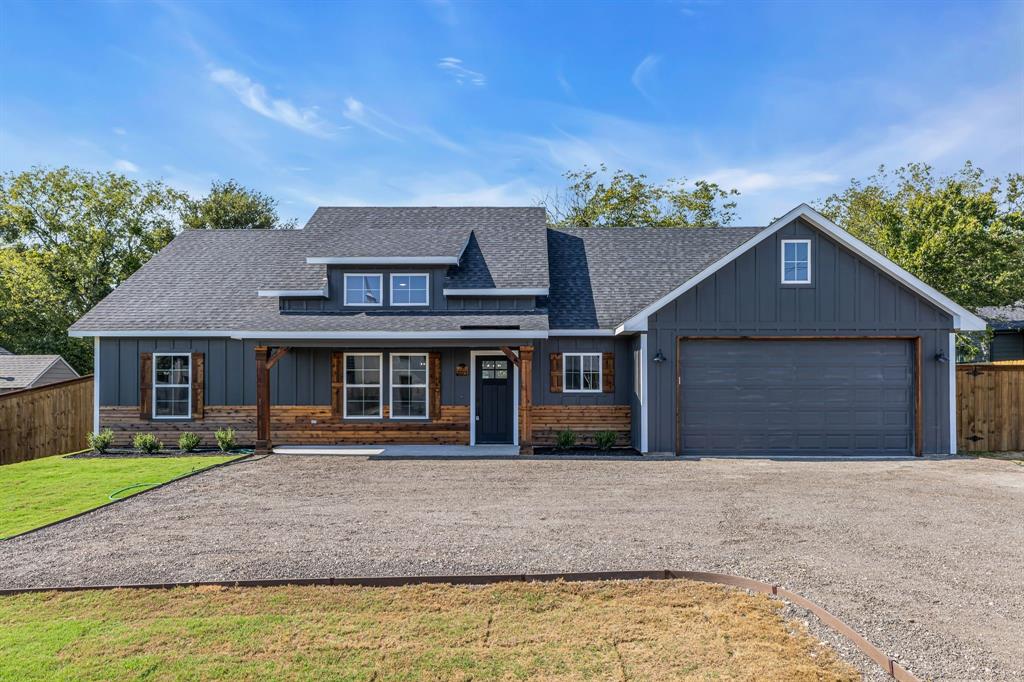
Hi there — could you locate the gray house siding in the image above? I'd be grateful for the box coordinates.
[531,337,632,406]
[990,330,1024,361]
[99,338,472,408]
[646,218,955,454]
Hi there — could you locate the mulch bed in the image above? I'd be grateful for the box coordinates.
[533,447,640,457]
[68,448,250,459]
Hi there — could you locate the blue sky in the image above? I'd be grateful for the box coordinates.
[1,0,1022,224]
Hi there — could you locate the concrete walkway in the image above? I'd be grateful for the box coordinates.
[272,444,520,457]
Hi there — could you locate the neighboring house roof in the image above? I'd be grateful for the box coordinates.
[977,303,1024,331]
[0,346,11,355]
[0,355,79,391]
[547,226,764,329]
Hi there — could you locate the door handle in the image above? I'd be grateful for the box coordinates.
[475,415,480,420]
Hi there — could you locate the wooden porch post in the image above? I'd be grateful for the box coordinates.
[255,346,271,454]
[519,346,534,454]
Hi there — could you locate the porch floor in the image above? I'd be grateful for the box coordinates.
[271,444,520,458]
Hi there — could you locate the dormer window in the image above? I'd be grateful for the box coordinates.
[344,274,382,306]
[391,273,429,306]
[781,239,811,284]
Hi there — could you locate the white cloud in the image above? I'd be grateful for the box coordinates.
[113,159,139,172]
[342,97,402,141]
[343,96,465,152]
[437,57,486,86]
[631,54,661,100]
[209,68,332,138]
[703,168,839,193]
[112,127,127,136]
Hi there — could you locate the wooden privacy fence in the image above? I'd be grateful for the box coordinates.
[957,364,1024,452]
[0,376,93,465]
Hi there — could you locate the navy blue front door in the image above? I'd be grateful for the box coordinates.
[475,357,514,444]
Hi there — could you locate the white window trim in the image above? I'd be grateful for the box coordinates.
[389,352,430,420]
[563,352,603,393]
[469,350,519,447]
[780,239,812,284]
[389,273,430,307]
[152,352,191,420]
[343,352,383,419]
[343,273,384,307]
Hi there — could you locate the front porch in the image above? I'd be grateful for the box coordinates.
[272,444,521,457]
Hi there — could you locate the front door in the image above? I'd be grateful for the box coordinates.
[475,356,514,444]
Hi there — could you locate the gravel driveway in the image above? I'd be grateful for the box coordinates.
[2,455,1021,681]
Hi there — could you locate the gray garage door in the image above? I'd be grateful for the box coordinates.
[679,339,914,456]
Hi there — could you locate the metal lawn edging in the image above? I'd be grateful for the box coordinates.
[0,568,920,681]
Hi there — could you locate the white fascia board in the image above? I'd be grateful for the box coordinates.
[548,329,615,336]
[617,203,987,332]
[71,329,547,340]
[306,256,460,265]
[443,288,549,297]
[257,288,328,298]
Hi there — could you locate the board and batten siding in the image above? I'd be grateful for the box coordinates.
[98,338,473,408]
[530,337,633,406]
[645,218,955,454]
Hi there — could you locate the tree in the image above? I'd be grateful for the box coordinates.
[545,165,739,228]
[818,162,1024,311]
[0,167,185,372]
[182,179,297,230]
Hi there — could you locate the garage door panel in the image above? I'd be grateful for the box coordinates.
[680,339,914,456]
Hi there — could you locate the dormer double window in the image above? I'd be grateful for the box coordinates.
[343,273,429,307]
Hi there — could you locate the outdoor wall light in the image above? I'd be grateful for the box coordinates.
[934,350,948,363]
[652,350,667,363]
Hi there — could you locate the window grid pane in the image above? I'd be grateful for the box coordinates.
[782,242,810,282]
[391,354,428,418]
[344,354,381,417]
[392,274,428,305]
[345,275,382,305]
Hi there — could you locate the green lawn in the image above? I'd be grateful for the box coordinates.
[0,580,859,681]
[0,453,237,538]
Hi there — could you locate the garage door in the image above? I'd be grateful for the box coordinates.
[679,339,915,456]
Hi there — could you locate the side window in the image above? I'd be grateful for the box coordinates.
[564,353,602,392]
[153,353,190,418]
[344,353,382,418]
[390,273,429,306]
[390,353,429,418]
[344,274,383,306]
[781,239,811,284]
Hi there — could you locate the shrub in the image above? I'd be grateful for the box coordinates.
[87,428,115,453]
[215,427,237,452]
[178,432,202,453]
[594,430,617,451]
[133,433,162,454]
[555,429,578,450]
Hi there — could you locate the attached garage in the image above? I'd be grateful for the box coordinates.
[677,338,921,456]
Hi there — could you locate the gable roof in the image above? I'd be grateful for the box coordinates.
[0,355,78,390]
[616,204,987,333]
[546,226,764,330]
[978,302,1024,330]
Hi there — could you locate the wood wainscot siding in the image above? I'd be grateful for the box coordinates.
[100,404,470,447]
[529,405,631,447]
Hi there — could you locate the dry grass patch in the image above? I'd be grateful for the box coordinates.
[0,579,859,681]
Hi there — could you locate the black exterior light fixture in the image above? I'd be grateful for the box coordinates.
[652,350,667,363]
[934,349,949,363]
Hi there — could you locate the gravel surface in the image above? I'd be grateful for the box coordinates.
[2,455,1021,681]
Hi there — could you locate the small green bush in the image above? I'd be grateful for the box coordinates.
[132,433,162,454]
[555,429,578,450]
[87,429,115,453]
[594,430,617,451]
[215,427,237,452]
[178,432,202,453]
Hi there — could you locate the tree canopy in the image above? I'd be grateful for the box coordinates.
[817,162,1024,311]
[545,165,739,228]
[181,179,296,230]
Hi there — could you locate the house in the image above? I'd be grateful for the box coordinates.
[976,304,1024,362]
[0,352,80,394]
[69,204,985,456]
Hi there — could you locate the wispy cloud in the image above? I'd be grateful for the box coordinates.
[343,97,465,152]
[209,67,332,138]
[113,159,139,172]
[438,57,486,86]
[112,127,127,136]
[631,54,661,100]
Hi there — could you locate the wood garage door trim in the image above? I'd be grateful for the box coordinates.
[675,336,923,457]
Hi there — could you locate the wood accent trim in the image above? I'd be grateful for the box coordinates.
[500,346,520,367]
[549,353,563,393]
[255,346,270,451]
[330,352,344,417]
[266,346,290,370]
[601,352,615,393]
[191,352,205,420]
[675,335,925,457]
[519,346,533,454]
[139,352,152,420]
[529,405,630,447]
[429,352,442,421]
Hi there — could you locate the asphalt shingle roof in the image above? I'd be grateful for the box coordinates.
[978,303,1024,330]
[0,355,68,390]
[546,226,765,329]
